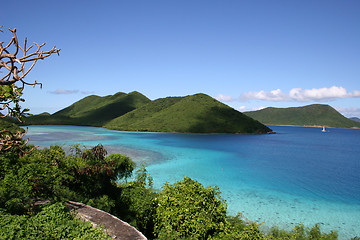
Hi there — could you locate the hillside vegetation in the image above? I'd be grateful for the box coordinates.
[104,93,272,134]
[25,92,272,134]
[24,91,150,126]
[244,104,360,128]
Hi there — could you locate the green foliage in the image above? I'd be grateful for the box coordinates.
[63,144,135,198]
[25,91,150,126]
[154,176,228,239]
[214,213,264,240]
[0,85,29,120]
[0,143,25,179]
[0,143,157,238]
[265,223,338,240]
[0,202,111,239]
[105,93,272,134]
[0,144,135,214]
[116,165,157,238]
[244,104,360,128]
[0,144,62,214]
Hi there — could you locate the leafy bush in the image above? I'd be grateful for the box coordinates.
[266,223,338,240]
[0,144,135,214]
[215,214,264,240]
[154,176,227,239]
[0,202,111,239]
[116,165,157,238]
[60,144,135,202]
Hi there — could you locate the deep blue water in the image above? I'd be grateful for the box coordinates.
[24,125,360,239]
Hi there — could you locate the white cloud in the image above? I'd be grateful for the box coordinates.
[237,106,247,112]
[49,89,79,95]
[49,89,94,95]
[253,106,266,111]
[237,106,266,112]
[241,86,360,102]
[80,91,95,95]
[241,89,289,101]
[215,94,236,102]
[288,86,360,102]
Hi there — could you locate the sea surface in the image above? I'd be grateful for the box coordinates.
[24,125,360,239]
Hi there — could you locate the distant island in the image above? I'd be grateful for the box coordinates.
[244,104,360,129]
[23,92,272,134]
[350,117,360,123]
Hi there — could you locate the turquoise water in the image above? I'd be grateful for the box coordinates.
[24,125,360,239]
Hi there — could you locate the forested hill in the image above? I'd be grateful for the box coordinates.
[244,104,360,128]
[24,92,272,134]
[24,91,151,126]
[104,93,272,134]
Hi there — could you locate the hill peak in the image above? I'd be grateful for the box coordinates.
[244,104,360,128]
[25,91,151,126]
[24,92,272,134]
[105,93,271,134]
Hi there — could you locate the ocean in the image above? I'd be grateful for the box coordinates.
[24,125,360,239]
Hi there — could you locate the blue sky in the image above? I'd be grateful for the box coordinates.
[2,0,360,117]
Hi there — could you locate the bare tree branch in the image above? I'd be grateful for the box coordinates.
[1,26,60,153]
[0,128,38,154]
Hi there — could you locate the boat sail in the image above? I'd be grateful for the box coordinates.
[322,126,326,132]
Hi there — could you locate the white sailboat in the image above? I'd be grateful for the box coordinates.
[322,126,326,132]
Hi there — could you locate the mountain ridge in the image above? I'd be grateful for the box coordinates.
[24,92,272,134]
[104,93,272,134]
[25,91,151,126]
[244,104,360,128]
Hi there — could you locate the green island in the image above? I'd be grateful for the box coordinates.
[244,104,360,129]
[24,92,272,134]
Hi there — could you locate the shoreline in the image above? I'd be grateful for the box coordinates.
[267,124,360,129]
[23,124,275,135]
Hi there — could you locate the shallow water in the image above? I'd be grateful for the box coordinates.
[24,125,360,239]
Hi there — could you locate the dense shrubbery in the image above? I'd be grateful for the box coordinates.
[0,202,111,239]
[0,143,356,239]
[116,165,157,238]
[0,144,134,215]
[0,143,136,239]
[154,177,227,239]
